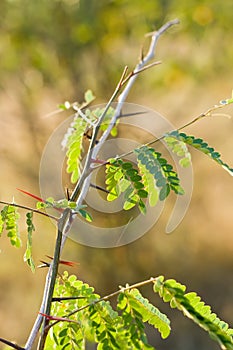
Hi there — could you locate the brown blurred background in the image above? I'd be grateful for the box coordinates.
[0,1,233,349]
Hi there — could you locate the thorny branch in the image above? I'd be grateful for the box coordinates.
[22,19,179,350]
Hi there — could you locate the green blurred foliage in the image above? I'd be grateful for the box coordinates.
[1,0,233,95]
[0,1,232,349]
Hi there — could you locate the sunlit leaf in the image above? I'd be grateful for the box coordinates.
[24,212,35,272]
[84,89,95,104]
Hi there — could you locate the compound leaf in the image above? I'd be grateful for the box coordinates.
[167,131,233,176]
[126,288,171,339]
[153,276,233,349]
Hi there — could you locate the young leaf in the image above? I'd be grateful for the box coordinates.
[135,146,184,199]
[137,162,159,207]
[24,212,35,272]
[1,205,21,248]
[62,116,88,184]
[78,209,93,222]
[105,158,148,213]
[0,211,4,235]
[117,290,162,348]
[164,133,191,168]
[126,288,171,339]
[84,89,95,104]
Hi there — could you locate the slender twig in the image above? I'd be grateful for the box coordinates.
[0,200,58,221]
[91,100,232,164]
[0,337,25,350]
[45,277,158,330]
[121,60,162,85]
[52,296,87,302]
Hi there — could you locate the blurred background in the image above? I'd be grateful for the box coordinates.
[0,0,232,349]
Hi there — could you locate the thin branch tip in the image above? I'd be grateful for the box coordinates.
[146,18,180,37]
[171,18,180,25]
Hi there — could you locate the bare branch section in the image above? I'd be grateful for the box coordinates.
[117,18,179,104]
[24,19,179,350]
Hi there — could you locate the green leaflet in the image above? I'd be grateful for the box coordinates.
[167,130,233,176]
[138,162,159,207]
[0,212,4,235]
[117,292,155,349]
[0,205,21,247]
[24,212,35,272]
[62,105,117,184]
[84,89,96,104]
[78,209,93,222]
[134,146,185,199]
[62,105,99,184]
[164,134,191,168]
[105,159,148,214]
[63,117,87,184]
[124,288,171,339]
[153,276,233,349]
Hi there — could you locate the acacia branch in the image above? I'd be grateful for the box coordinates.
[25,19,179,350]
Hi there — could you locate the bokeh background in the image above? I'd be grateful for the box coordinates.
[0,1,232,349]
